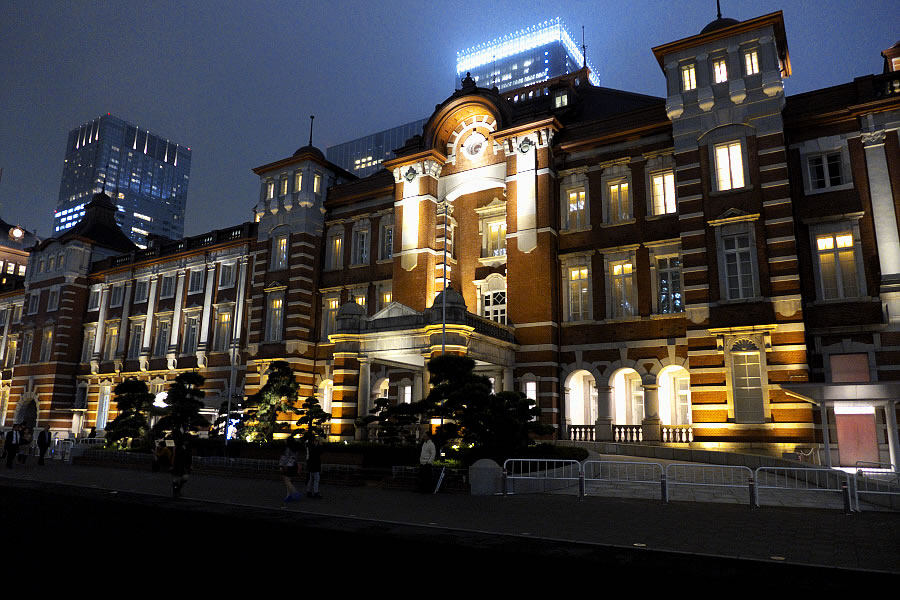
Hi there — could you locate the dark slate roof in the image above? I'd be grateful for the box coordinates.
[700,16,740,34]
[292,144,326,160]
[55,191,137,253]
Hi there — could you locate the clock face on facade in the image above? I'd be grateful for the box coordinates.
[463,132,487,158]
[518,138,533,154]
[404,166,417,182]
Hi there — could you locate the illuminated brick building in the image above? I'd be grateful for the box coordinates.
[1,10,898,469]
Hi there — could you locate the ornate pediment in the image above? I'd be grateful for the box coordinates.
[371,302,420,320]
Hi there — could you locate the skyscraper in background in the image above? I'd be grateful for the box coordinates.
[456,18,600,93]
[54,114,191,247]
[325,118,427,179]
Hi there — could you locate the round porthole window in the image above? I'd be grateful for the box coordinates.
[463,132,487,158]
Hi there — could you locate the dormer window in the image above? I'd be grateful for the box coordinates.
[554,92,569,108]
[713,58,728,83]
[681,64,697,91]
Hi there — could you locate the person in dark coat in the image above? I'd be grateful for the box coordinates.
[170,428,193,499]
[4,424,22,469]
[37,429,52,465]
[305,437,323,498]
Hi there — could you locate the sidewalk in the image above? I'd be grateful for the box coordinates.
[1,460,897,578]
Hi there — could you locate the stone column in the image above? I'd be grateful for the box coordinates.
[594,385,614,441]
[820,402,833,468]
[139,276,158,371]
[167,271,186,366]
[502,367,514,393]
[0,303,12,364]
[230,256,249,362]
[862,129,900,322]
[357,357,371,440]
[91,285,110,360]
[116,282,133,356]
[196,263,217,366]
[884,401,900,473]
[641,384,662,442]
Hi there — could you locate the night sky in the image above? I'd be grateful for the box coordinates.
[1,0,895,240]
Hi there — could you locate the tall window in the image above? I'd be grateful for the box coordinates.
[134,280,149,303]
[159,275,176,299]
[479,277,507,325]
[213,308,232,352]
[322,297,339,340]
[104,325,119,361]
[808,153,843,190]
[182,314,201,354]
[219,263,236,289]
[81,329,95,363]
[379,221,394,260]
[722,233,754,300]
[279,176,288,196]
[97,385,111,430]
[265,180,274,199]
[485,221,506,257]
[188,269,204,294]
[5,338,17,368]
[730,339,765,423]
[313,174,322,194]
[567,266,590,322]
[657,257,683,313]
[109,284,123,308]
[153,319,170,357]
[39,327,53,362]
[607,181,630,223]
[27,292,40,315]
[271,235,289,270]
[352,225,369,265]
[128,321,143,359]
[328,232,343,270]
[265,294,284,342]
[294,171,302,192]
[714,142,744,191]
[47,287,60,312]
[744,49,759,75]
[650,171,676,215]
[713,58,728,83]
[816,232,858,300]
[566,188,587,229]
[673,376,691,425]
[609,259,636,318]
[681,64,696,91]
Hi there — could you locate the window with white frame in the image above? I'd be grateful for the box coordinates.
[352,222,370,265]
[128,321,143,359]
[159,275,176,299]
[11,304,21,324]
[294,170,302,192]
[218,263,236,289]
[212,307,232,352]
[681,64,696,91]
[744,49,759,75]
[153,318,170,357]
[650,170,676,215]
[478,275,507,324]
[265,292,284,342]
[564,262,591,322]
[313,174,322,194]
[379,217,394,260]
[5,337,17,368]
[608,257,637,319]
[656,256,683,314]
[808,152,843,190]
[271,235,289,270]
[0,307,7,327]
[673,375,691,425]
[39,327,53,362]
[565,187,587,230]
[109,284,123,308]
[182,313,201,354]
[265,180,274,200]
[47,287,60,312]
[322,297,339,340]
[188,269,204,294]
[327,228,344,270]
[721,231,756,300]
[27,291,40,315]
[134,280,149,303]
[554,91,568,108]
[626,372,644,425]
[607,180,631,223]
[104,324,119,360]
[729,338,766,423]
[814,228,862,300]
[484,219,506,257]
[279,175,288,196]
[714,141,745,191]
[713,58,728,83]
[97,384,111,429]
[81,328,95,363]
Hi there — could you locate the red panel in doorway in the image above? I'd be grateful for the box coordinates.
[835,413,879,467]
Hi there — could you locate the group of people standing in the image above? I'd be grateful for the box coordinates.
[279,435,323,501]
[3,424,54,468]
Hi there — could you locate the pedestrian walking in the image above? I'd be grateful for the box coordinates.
[37,428,52,466]
[170,428,193,499]
[305,437,323,498]
[279,435,302,502]
[418,432,436,493]
[4,424,22,469]
[17,427,32,465]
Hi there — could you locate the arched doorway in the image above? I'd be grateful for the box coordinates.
[16,399,38,429]
[658,366,691,425]
[371,377,389,408]
[565,369,597,426]
[612,368,644,425]
[317,379,333,414]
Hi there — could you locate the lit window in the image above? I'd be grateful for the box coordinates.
[271,235,289,270]
[294,171,302,192]
[816,232,859,300]
[713,58,728,83]
[322,297,339,340]
[266,180,274,199]
[714,141,744,191]
[610,260,636,319]
[722,233,755,300]
[352,289,367,309]
[730,339,765,423]
[744,50,759,75]
[567,266,590,322]
[808,153,843,190]
[279,176,288,196]
[97,385,111,430]
[329,232,343,270]
[484,221,506,257]
[266,294,284,342]
[681,64,696,91]
[104,325,119,360]
[213,308,232,352]
[314,174,322,194]
[566,188,587,229]
[39,328,53,362]
[554,92,568,108]
[650,170,676,215]
[607,181,631,223]
[657,257,683,314]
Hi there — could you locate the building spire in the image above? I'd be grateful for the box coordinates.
[582,25,587,69]
[717,0,722,19]
[308,115,315,147]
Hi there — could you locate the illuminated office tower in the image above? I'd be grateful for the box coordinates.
[326,118,428,179]
[54,114,191,247]
[456,17,600,92]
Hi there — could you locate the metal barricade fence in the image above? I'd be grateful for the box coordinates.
[665,464,754,505]
[502,459,582,496]
[754,467,855,512]
[854,468,900,510]
[582,460,664,500]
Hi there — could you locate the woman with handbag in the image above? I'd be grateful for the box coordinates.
[279,435,302,502]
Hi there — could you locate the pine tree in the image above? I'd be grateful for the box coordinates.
[152,372,209,436]
[242,361,299,443]
[104,377,154,449]
[295,396,332,442]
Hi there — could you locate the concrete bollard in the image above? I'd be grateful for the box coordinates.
[749,477,757,509]
[841,482,852,514]
[661,473,668,503]
[578,472,585,501]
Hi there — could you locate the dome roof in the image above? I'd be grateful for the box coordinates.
[292,144,325,160]
[338,301,366,317]
[433,286,466,309]
[700,16,740,34]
